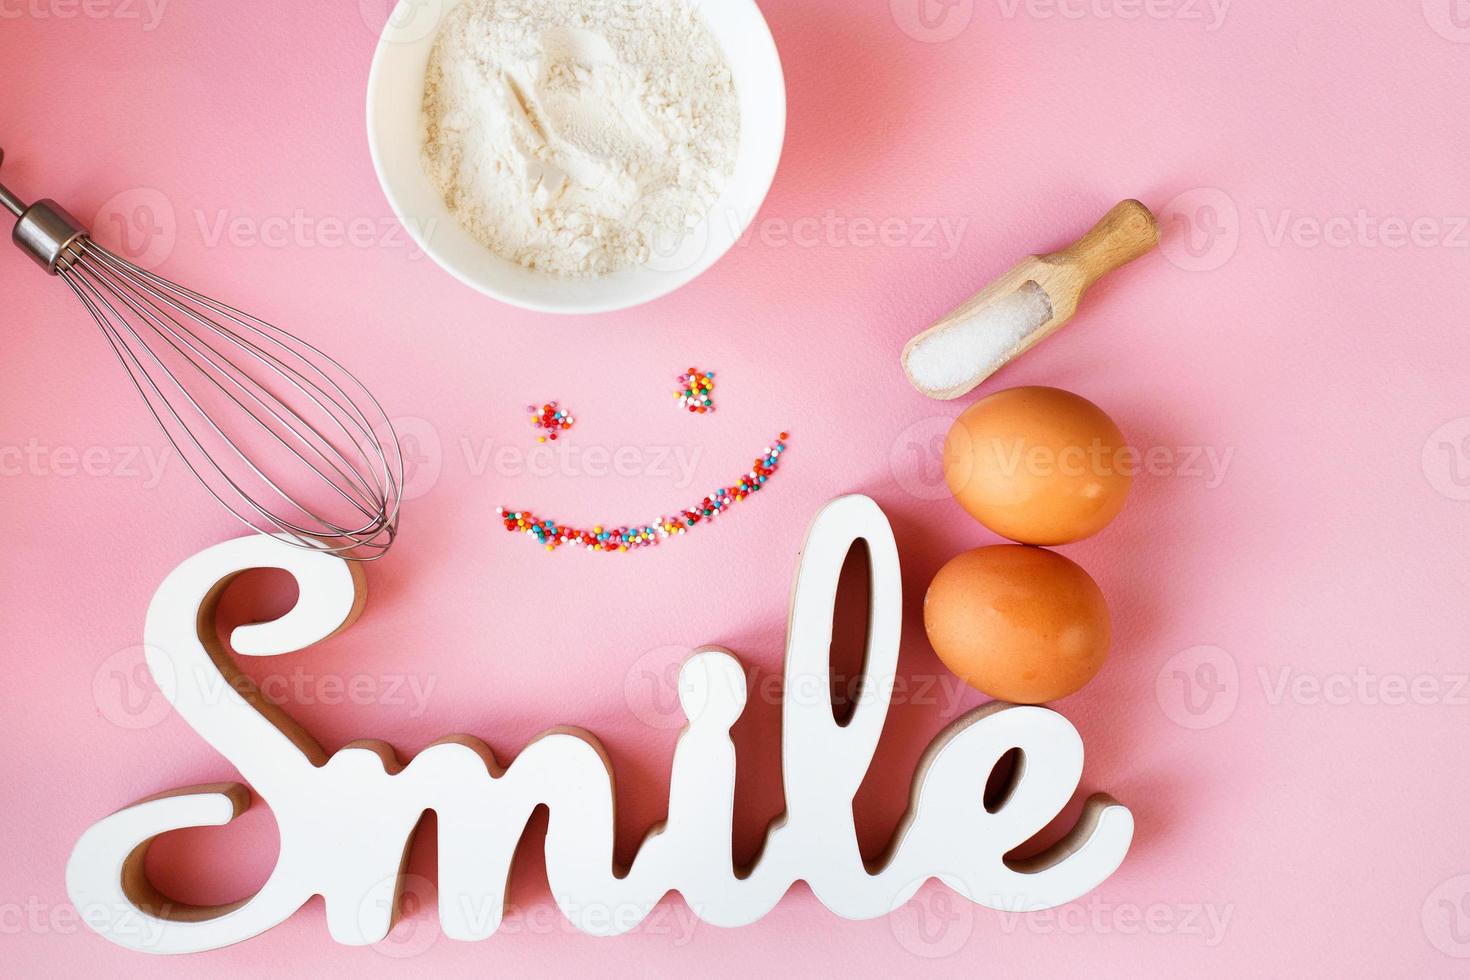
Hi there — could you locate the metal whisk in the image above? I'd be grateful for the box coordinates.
[1,149,403,560]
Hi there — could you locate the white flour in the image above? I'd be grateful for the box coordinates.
[422,0,740,277]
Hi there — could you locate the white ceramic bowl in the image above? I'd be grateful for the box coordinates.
[366,0,785,315]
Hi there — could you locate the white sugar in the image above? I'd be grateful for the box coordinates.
[905,281,1054,393]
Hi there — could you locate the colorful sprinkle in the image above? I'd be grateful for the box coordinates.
[528,401,575,443]
[499,434,790,554]
[676,368,716,414]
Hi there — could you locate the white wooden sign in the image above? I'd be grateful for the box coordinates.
[67,495,1133,954]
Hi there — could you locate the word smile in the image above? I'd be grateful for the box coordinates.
[67,497,1131,954]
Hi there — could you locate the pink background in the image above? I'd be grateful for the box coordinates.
[3,0,1469,975]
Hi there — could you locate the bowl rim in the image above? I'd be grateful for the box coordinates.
[364,0,787,316]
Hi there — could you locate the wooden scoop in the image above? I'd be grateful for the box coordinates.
[901,199,1159,401]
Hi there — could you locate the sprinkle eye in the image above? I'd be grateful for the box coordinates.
[676,368,717,414]
[528,401,576,443]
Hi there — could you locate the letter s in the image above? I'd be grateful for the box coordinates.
[67,535,365,954]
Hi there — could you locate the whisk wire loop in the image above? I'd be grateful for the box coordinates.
[2,150,403,560]
[55,237,403,560]
[78,245,384,528]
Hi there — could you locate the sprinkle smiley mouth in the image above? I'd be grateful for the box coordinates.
[499,434,789,553]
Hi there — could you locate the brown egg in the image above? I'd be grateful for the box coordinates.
[923,545,1110,704]
[944,386,1132,545]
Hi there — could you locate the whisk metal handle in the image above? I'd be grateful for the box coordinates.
[0,147,88,273]
[12,201,87,273]
[0,181,24,218]
[0,146,26,217]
